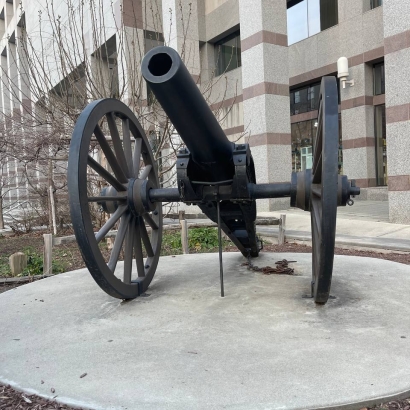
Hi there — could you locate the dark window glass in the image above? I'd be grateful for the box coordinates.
[292,116,343,173]
[370,0,382,9]
[215,31,241,76]
[290,82,320,115]
[308,83,320,111]
[374,105,387,186]
[287,0,337,45]
[320,0,338,31]
[291,119,316,172]
[374,62,385,95]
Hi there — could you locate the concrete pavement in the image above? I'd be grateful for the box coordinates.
[171,201,410,252]
[257,201,410,251]
[1,253,410,410]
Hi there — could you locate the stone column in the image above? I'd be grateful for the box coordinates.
[239,0,291,212]
[161,0,200,78]
[115,0,146,106]
[340,63,376,190]
[383,0,410,224]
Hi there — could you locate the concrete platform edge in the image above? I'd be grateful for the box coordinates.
[2,376,410,410]
[0,378,95,410]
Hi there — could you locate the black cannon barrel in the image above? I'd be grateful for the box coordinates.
[142,46,234,181]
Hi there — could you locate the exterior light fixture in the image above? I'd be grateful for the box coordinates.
[337,57,355,88]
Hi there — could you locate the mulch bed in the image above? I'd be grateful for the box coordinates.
[0,384,84,409]
[1,234,409,409]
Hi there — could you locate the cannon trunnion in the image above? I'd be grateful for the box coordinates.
[68,46,359,305]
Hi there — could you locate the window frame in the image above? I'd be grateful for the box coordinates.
[214,30,241,77]
[290,82,321,115]
[370,0,383,10]
[287,0,339,46]
[373,62,385,96]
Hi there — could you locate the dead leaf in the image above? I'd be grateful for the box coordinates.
[22,394,32,403]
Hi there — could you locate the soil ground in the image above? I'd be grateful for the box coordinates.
[1,232,410,409]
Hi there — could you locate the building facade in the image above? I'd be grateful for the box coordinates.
[0,0,409,224]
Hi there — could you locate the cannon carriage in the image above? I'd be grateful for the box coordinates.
[67,46,359,305]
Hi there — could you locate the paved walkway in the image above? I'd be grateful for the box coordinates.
[171,201,410,252]
[336,200,389,222]
[2,253,410,410]
[258,201,410,252]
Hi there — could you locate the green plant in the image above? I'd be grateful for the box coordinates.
[22,247,66,276]
[188,227,220,250]
[0,256,11,276]
[161,231,182,255]
[161,227,231,255]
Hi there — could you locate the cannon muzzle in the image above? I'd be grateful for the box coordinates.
[142,46,234,181]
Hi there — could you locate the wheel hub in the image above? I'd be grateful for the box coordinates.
[128,178,155,217]
[99,186,121,214]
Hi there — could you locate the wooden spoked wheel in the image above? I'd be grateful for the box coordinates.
[310,77,339,304]
[68,99,162,299]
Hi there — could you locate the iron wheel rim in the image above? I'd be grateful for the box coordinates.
[310,77,339,304]
[68,98,163,299]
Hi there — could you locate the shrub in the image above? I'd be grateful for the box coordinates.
[22,247,66,276]
[188,227,219,250]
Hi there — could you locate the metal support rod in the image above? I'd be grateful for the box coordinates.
[248,183,292,199]
[216,199,224,297]
[148,188,181,202]
[148,182,293,204]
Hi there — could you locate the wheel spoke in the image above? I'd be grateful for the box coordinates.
[95,205,127,244]
[139,217,154,257]
[315,101,323,139]
[106,112,131,178]
[123,217,135,285]
[108,212,131,272]
[122,119,134,178]
[312,126,323,172]
[87,155,126,192]
[143,213,158,230]
[134,218,145,277]
[312,152,322,183]
[94,124,128,183]
[133,138,142,178]
[311,199,322,241]
[311,185,322,198]
[139,164,152,180]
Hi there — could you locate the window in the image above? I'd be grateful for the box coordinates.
[374,62,385,95]
[214,31,241,76]
[374,105,387,186]
[292,115,343,173]
[290,83,320,115]
[287,0,338,45]
[370,0,382,9]
[291,119,317,172]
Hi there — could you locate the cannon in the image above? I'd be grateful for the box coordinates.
[67,46,360,304]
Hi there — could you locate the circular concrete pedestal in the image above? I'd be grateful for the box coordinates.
[1,253,410,410]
